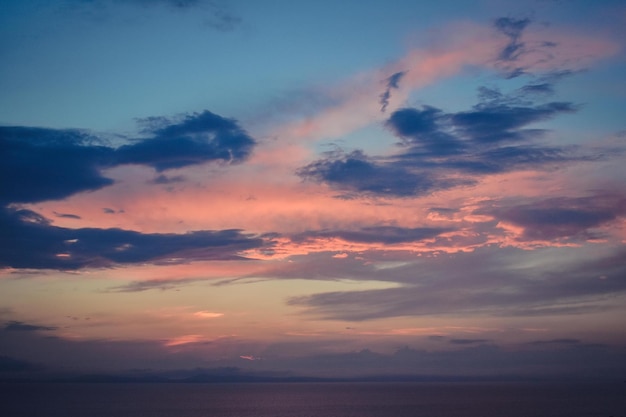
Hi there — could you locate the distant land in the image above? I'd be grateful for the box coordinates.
[1,366,622,384]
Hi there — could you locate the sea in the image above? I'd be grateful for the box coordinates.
[1,381,624,417]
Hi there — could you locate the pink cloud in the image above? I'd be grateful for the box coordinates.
[270,20,618,143]
[18,20,621,270]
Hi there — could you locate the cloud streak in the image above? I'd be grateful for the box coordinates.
[287,246,626,321]
[0,207,266,270]
[379,71,406,113]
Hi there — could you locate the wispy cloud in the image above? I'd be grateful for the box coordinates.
[271,17,617,142]
[3,321,57,332]
[287,246,626,321]
[61,0,242,31]
[379,71,406,113]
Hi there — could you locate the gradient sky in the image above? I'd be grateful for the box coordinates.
[1,0,626,379]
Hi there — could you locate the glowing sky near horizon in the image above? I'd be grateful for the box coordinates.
[1,0,625,378]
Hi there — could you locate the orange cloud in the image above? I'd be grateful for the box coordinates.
[193,311,224,319]
[164,334,204,347]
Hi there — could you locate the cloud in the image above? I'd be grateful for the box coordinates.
[62,0,242,31]
[292,226,453,245]
[297,150,446,198]
[0,110,255,205]
[287,246,626,321]
[0,207,266,270]
[193,311,224,319]
[0,127,114,205]
[150,174,186,185]
[3,321,57,332]
[107,278,203,292]
[272,18,617,143]
[487,194,626,241]
[494,17,531,63]
[299,86,581,198]
[54,212,82,220]
[449,338,491,345]
[379,71,406,113]
[386,106,464,156]
[492,17,619,77]
[389,85,578,147]
[116,111,255,171]
[450,101,577,144]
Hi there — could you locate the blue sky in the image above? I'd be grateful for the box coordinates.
[1,0,625,380]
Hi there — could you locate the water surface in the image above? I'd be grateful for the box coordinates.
[1,381,624,417]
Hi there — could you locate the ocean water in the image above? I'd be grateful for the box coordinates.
[1,381,624,417]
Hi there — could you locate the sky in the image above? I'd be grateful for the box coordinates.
[1,0,626,380]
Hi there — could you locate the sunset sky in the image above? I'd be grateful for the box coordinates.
[1,0,625,379]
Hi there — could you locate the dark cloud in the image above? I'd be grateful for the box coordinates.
[292,226,453,245]
[300,86,580,198]
[494,17,531,62]
[490,18,587,79]
[0,110,255,205]
[386,106,440,138]
[386,107,464,155]
[518,71,576,97]
[0,126,115,205]
[297,150,442,198]
[3,321,57,332]
[451,101,576,144]
[429,207,459,215]
[520,83,555,95]
[0,207,266,270]
[379,71,406,113]
[0,116,259,273]
[116,111,255,171]
[486,194,626,241]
